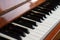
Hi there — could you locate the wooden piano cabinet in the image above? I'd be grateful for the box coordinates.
[0,17,8,28]
[44,22,60,40]
[30,0,46,9]
[0,0,46,28]
[0,8,3,15]
[0,8,2,12]
[0,0,30,16]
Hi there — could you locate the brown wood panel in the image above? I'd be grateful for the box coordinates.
[0,8,3,15]
[53,31,60,40]
[30,0,46,9]
[0,0,46,28]
[0,0,30,16]
[44,22,60,40]
[0,17,8,28]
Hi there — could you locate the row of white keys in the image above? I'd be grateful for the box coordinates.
[20,17,50,40]
[12,5,60,40]
[22,18,52,40]
[38,6,60,39]
[22,15,53,40]
[13,14,59,40]
[0,4,60,40]
[42,5,60,27]
[22,6,60,40]
[12,23,44,40]
[20,16,52,40]
[22,25,48,40]
[50,6,60,20]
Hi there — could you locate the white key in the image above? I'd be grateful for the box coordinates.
[27,25,50,40]
[27,28,42,40]
[50,12,60,20]
[22,28,41,40]
[12,22,43,40]
[22,34,34,40]
[13,6,60,40]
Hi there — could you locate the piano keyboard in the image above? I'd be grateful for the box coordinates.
[0,0,60,40]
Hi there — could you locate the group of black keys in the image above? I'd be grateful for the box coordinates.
[0,0,60,40]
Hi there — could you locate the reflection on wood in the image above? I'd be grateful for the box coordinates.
[45,22,60,40]
[0,17,8,28]
[53,31,60,40]
[0,0,30,16]
[0,0,46,28]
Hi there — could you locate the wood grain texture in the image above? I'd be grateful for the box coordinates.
[44,22,60,40]
[53,31,60,40]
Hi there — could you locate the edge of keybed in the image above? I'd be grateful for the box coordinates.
[44,22,60,40]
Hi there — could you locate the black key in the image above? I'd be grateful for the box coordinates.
[33,8,50,15]
[13,18,37,29]
[38,6,52,12]
[0,36,9,40]
[41,8,52,13]
[36,7,52,13]
[32,6,50,15]
[24,12,42,21]
[0,24,29,40]
[27,11,46,20]
[0,25,25,37]
[14,18,37,26]
[39,1,51,8]
[39,1,48,7]
[38,1,56,11]
[9,24,29,34]
[29,11,47,18]
[42,1,58,11]
[46,4,56,11]
[25,12,44,20]
[22,13,42,22]
[0,29,22,40]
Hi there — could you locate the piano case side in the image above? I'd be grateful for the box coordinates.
[44,22,60,40]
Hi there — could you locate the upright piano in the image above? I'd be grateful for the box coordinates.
[0,0,60,40]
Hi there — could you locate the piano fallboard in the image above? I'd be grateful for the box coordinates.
[0,0,46,28]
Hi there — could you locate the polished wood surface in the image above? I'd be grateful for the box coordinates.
[30,0,46,9]
[44,22,60,40]
[0,0,46,28]
[53,31,60,40]
[0,8,3,15]
[0,17,8,28]
[0,0,30,16]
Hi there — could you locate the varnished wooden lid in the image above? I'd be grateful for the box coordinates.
[44,22,60,40]
[0,0,46,28]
